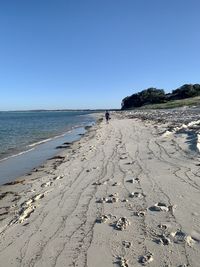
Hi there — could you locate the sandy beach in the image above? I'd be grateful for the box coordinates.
[0,110,200,267]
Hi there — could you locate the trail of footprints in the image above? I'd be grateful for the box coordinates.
[5,143,98,226]
[94,152,198,267]
[95,179,152,266]
[6,174,65,226]
[1,134,199,266]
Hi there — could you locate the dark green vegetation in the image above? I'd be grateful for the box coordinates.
[136,96,200,109]
[121,84,200,109]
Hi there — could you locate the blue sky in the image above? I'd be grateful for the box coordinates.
[0,0,199,110]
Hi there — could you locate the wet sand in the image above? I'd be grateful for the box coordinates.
[0,110,200,266]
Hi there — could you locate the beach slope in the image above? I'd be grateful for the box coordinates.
[0,113,200,267]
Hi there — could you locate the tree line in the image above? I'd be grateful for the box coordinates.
[121,84,200,109]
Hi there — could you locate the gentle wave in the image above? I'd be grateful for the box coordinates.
[0,110,95,163]
[0,148,35,162]
[27,130,73,148]
[28,138,54,148]
[0,129,75,162]
[0,127,80,162]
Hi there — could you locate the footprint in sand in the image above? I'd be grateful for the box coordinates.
[116,257,129,267]
[158,223,168,230]
[108,197,119,203]
[17,193,46,223]
[41,181,53,188]
[139,252,153,265]
[120,156,128,160]
[112,182,121,186]
[122,199,129,203]
[33,193,45,201]
[96,197,107,203]
[126,178,139,183]
[109,193,118,197]
[134,210,146,217]
[125,162,134,165]
[155,234,171,245]
[53,175,64,180]
[96,215,110,223]
[114,217,130,231]
[107,195,119,203]
[18,205,36,223]
[122,241,132,248]
[129,192,143,198]
[97,194,119,204]
[92,181,102,186]
[171,230,196,246]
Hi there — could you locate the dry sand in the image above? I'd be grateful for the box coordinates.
[0,111,200,267]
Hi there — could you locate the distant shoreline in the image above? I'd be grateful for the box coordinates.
[0,109,120,112]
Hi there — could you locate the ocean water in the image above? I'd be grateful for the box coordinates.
[0,111,96,161]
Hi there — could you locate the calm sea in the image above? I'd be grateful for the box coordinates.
[0,111,96,161]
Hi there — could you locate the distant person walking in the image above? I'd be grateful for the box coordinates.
[105,111,110,123]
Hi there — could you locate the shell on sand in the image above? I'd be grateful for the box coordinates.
[149,202,169,212]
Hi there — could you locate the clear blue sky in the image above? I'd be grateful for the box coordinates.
[0,0,199,110]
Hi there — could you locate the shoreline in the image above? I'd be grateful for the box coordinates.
[0,110,98,163]
[0,110,200,266]
[0,113,100,185]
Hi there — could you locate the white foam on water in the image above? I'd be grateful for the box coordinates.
[28,138,53,147]
[0,148,35,162]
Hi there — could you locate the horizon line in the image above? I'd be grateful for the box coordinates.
[0,108,120,112]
